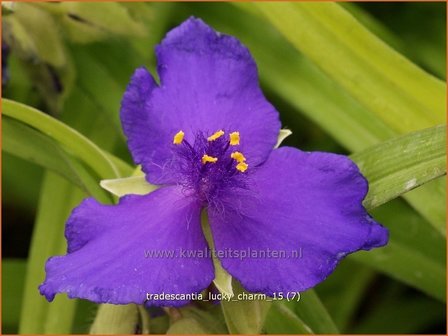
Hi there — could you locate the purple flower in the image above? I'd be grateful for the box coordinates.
[39,18,388,307]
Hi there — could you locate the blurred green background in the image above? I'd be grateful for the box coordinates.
[2,2,446,334]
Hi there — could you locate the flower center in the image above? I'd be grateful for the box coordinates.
[171,129,249,203]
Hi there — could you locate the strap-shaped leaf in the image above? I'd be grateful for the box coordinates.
[351,198,446,301]
[253,2,446,134]
[2,99,121,180]
[287,290,339,333]
[264,302,312,334]
[19,173,83,333]
[352,124,446,235]
[3,117,110,202]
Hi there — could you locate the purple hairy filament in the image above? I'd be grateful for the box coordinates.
[171,130,249,205]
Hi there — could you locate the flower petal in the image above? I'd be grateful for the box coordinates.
[120,67,160,181]
[120,17,280,184]
[39,186,214,306]
[207,147,388,295]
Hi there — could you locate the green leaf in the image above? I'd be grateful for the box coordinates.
[351,198,446,301]
[2,99,120,180]
[263,302,312,334]
[339,3,445,79]
[252,2,446,134]
[3,117,110,202]
[348,126,446,299]
[19,172,83,333]
[352,124,446,235]
[352,294,445,333]
[220,280,271,334]
[2,259,26,334]
[69,48,127,132]
[90,304,140,334]
[3,153,43,210]
[287,289,339,334]
[61,88,134,178]
[354,240,445,302]
[3,118,77,184]
[167,306,228,334]
[315,260,375,331]
[2,55,35,105]
[403,178,446,235]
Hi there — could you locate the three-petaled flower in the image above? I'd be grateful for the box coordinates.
[40,18,388,307]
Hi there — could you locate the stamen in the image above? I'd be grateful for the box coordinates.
[207,130,225,141]
[229,132,240,146]
[231,151,246,163]
[173,130,185,145]
[202,154,218,164]
[236,162,248,172]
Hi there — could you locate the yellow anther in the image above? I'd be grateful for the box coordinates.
[229,132,240,146]
[207,130,225,141]
[173,130,185,145]
[231,151,246,163]
[236,161,248,173]
[202,154,218,164]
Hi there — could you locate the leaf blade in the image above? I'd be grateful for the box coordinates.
[352,124,446,237]
[253,2,446,134]
[2,99,120,180]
